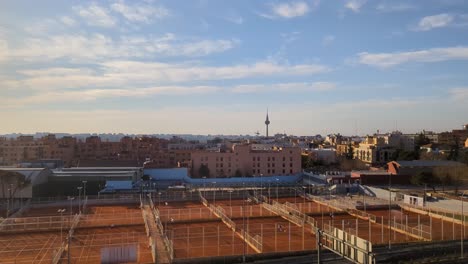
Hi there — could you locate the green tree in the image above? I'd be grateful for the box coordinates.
[198,164,210,178]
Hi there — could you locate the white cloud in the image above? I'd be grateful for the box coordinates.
[265,1,310,19]
[111,1,169,23]
[59,16,76,27]
[345,0,367,13]
[3,61,330,91]
[376,3,416,13]
[3,33,238,62]
[357,46,468,68]
[74,3,117,28]
[322,35,335,46]
[1,81,336,106]
[0,39,7,62]
[414,13,454,31]
[232,82,335,93]
[449,87,468,101]
[225,15,244,25]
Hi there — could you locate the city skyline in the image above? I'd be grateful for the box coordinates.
[1,0,468,135]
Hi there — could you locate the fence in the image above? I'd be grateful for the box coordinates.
[149,197,174,262]
[401,203,468,225]
[306,194,345,212]
[347,208,377,223]
[392,220,431,241]
[0,215,74,233]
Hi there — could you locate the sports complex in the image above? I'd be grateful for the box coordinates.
[2,182,468,264]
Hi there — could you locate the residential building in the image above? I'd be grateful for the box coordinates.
[191,143,301,178]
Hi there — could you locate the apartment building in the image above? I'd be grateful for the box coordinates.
[191,143,301,178]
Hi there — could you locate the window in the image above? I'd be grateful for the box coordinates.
[272,157,275,161]
[220,157,224,162]
[282,169,285,174]
[267,163,270,167]
[267,157,270,161]
[283,163,285,167]
[283,157,286,161]
[290,163,293,167]
[257,157,260,161]
[272,169,275,174]
[252,157,256,161]
[290,157,293,161]
[257,163,260,167]
[257,169,260,173]
[267,169,270,173]
[290,169,293,174]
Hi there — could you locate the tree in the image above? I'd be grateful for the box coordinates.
[434,166,468,194]
[301,154,310,169]
[234,169,243,178]
[345,143,354,160]
[410,171,439,191]
[415,133,431,149]
[0,171,29,199]
[198,164,210,178]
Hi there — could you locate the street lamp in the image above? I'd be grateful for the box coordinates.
[212,182,217,204]
[67,196,75,217]
[275,178,279,201]
[228,190,233,207]
[77,187,83,214]
[461,190,468,259]
[58,209,66,241]
[82,181,87,212]
[158,192,162,207]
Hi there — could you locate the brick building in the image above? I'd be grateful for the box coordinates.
[191,144,301,178]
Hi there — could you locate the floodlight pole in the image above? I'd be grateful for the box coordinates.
[77,187,83,214]
[462,190,467,259]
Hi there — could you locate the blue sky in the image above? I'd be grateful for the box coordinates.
[1,0,468,136]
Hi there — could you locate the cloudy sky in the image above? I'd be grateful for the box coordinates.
[1,0,468,136]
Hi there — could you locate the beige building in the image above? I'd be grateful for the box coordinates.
[191,144,301,178]
[354,136,396,164]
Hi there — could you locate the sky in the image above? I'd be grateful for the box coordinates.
[1,0,468,136]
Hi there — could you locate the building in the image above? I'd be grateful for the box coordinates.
[387,160,467,176]
[303,148,337,164]
[354,136,396,164]
[191,143,301,178]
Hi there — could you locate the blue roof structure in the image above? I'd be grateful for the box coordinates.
[104,180,133,190]
[143,168,302,188]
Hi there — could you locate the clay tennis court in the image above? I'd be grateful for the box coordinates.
[0,231,63,264]
[165,221,253,259]
[62,226,153,264]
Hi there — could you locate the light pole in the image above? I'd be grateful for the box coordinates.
[6,184,12,217]
[242,182,246,263]
[302,186,306,207]
[212,182,217,204]
[158,192,162,207]
[388,173,392,250]
[82,181,87,212]
[462,190,468,259]
[275,178,279,201]
[58,209,66,241]
[67,196,75,217]
[228,190,233,207]
[77,187,83,214]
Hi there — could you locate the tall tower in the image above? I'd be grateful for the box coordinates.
[265,109,270,137]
